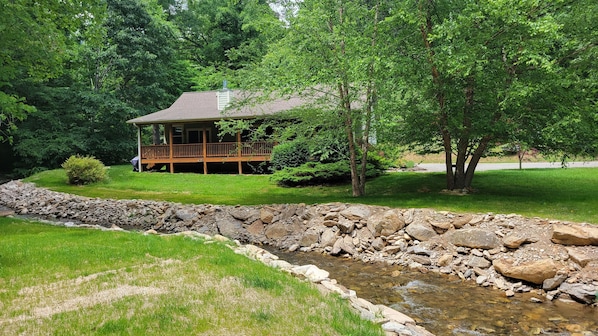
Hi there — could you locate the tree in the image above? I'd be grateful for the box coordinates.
[245,0,390,196]
[166,0,282,90]
[389,0,597,190]
[0,0,87,142]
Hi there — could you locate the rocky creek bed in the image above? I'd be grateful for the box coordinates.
[1,180,597,335]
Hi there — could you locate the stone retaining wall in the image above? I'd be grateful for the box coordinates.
[1,180,597,311]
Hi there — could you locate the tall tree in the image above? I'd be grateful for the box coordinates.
[0,0,87,142]
[166,0,282,89]
[247,0,389,196]
[389,0,597,190]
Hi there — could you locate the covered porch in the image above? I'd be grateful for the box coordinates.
[135,123,274,174]
[139,139,274,174]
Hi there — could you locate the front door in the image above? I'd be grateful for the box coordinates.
[187,129,210,144]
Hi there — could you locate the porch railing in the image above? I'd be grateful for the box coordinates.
[140,141,274,160]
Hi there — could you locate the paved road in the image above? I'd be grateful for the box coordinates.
[415,161,598,172]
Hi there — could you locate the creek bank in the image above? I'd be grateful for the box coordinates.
[1,180,597,310]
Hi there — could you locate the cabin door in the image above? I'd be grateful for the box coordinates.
[187,128,210,144]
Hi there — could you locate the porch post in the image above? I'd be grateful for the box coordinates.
[237,131,242,174]
[136,124,142,172]
[202,129,208,174]
[168,124,174,173]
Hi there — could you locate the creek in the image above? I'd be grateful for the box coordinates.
[268,249,598,336]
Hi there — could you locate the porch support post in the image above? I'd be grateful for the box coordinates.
[168,124,174,173]
[202,129,208,174]
[237,131,242,174]
[136,124,142,172]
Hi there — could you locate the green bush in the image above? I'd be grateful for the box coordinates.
[271,160,381,187]
[270,140,310,171]
[62,155,107,185]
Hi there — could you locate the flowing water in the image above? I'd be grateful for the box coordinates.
[269,249,598,336]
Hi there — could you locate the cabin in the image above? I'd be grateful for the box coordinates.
[127,89,304,174]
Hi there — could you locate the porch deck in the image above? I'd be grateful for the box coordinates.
[139,141,274,173]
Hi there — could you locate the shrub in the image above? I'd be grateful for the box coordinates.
[270,140,310,171]
[271,160,381,187]
[62,155,107,185]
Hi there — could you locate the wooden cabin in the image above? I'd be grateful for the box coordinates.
[127,89,304,174]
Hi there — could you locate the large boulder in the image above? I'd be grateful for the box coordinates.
[551,224,598,246]
[493,258,558,284]
[366,209,405,237]
[558,283,598,305]
[446,228,501,250]
[340,205,371,221]
[405,221,437,241]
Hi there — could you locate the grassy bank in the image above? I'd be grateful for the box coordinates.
[0,217,382,335]
[24,165,598,224]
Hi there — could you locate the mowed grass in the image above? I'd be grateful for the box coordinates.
[0,218,382,336]
[24,165,598,224]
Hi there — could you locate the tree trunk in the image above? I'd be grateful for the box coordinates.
[152,124,161,145]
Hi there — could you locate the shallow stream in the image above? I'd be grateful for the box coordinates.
[269,249,598,336]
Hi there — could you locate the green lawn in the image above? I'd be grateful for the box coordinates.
[24,165,598,224]
[0,218,382,335]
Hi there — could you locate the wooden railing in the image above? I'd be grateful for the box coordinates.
[140,141,274,160]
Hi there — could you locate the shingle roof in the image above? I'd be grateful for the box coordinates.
[127,90,306,125]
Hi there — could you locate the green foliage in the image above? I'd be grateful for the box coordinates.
[271,161,381,187]
[388,0,598,189]
[62,155,107,185]
[270,140,310,171]
[367,144,405,170]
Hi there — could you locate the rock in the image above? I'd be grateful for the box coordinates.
[264,222,288,240]
[372,237,385,251]
[144,229,158,235]
[342,235,357,255]
[405,221,437,242]
[376,305,415,325]
[558,283,597,304]
[367,209,405,237]
[452,214,473,229]
[299,232,320,247]
[505,289,515,297]
[337,217,355,234]
[260,209,274,224]
[229,208,251,221]
[246,220,264,236]
[543,273,568,291]
[551,224,598,246]
[566,247,596,267]
[0,209,15,217]
[446,229,501,250]
[175,209,196,221]
[493,258,558,285]
[466,256,491,269]
[320,228,337,248]
[503,233,537,249]
[323,220,338,227]
[331,237,344,255]
[217,216,245,240]
[291,264,329,283]
[437,254,453,267]
[411,255,431,265]
[426,216,452,230]
[340,205,371,221]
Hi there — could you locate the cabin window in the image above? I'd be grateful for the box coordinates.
[172,125,183,144]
